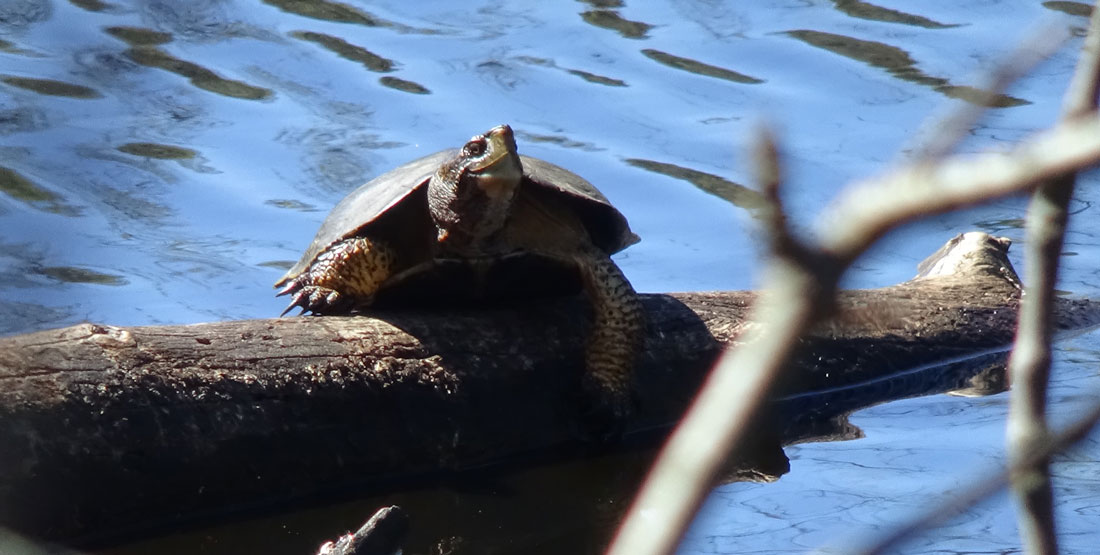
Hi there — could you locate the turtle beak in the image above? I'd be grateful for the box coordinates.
[472,125,522,199]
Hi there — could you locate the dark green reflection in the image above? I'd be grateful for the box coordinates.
[833,0,959,28]
[518,56,627,87]
[264,0,384,26]
[568,69,626,86]
[0,166,59,203]
[1043,1,1093,17]
[379,76,430,94]
[641,49,764,84]
[291,31,395,72]
[517,131,602,152]
[974,218,1027,233]
[117,143,198,160]
[125,46,273,100]
[786,30,1028,107]
[0,75,101,99]
[70,0,113,11]
[580,10,652,39]
[578,0,624,7]
[259,259,295,271]
[0,166,79,216]
[37,266,128,286]
[624,158,766,213]
[266,199,317,211]
[105,26,173,46]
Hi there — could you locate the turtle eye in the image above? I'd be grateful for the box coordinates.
[463,138,487,158]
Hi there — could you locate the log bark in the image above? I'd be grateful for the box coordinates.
[1,233,1098,545]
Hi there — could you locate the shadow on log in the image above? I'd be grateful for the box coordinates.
[1,232,1099,547]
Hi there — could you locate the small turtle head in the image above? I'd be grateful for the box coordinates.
[428,125,523,249]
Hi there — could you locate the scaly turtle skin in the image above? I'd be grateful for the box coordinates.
[275,125,643,434]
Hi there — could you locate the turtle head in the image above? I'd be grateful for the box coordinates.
[428,125,523,248]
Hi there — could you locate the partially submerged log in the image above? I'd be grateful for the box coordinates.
[1,232,1099,545]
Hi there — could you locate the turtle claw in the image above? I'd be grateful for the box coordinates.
[278,286,310,316]
[278,283,350,316]
[276,280,302,298]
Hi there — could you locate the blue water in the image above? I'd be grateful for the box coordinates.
[3,0,1099,553]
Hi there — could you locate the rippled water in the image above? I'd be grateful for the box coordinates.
[3,0,1100,553]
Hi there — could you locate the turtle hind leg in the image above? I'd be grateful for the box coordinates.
[575,250,645,440]
[277,236,396,315]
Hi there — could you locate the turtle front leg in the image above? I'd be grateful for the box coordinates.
[277,236,396,315]
[575,251,645,438]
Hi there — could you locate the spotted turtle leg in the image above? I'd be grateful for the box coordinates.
[277,236,396,315]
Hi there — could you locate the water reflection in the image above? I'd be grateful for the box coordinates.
[832,0,959,29]
[37,265,127,286]
[264,0,383,26]
[0,166,80,215]
[516,56,628,88]
[580,9,653,39]
[71,0,110,12]
[291,31,395,72]
[516,129,606,152]
[786,30,1029,107]
[104,26,172,47]
[379,75,430,94]
[1043,1,1094,17]
[95,427,788,555]
[123,46,272,100]
[0,76,101,98]
[641,49,765,85]
[262,0,434,34]
[624,158,765,215]
[116,142,196,159]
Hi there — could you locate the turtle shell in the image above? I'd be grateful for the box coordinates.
[277,150,638,303]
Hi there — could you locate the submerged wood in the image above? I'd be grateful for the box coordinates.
[1,233,1098,545]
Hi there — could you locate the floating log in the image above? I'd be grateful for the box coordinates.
[1,232,1098,546]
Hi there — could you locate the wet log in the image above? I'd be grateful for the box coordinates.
[1,233,1099,545]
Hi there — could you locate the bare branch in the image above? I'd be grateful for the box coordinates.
[821,113,1100,265]
[753,125,788,251]
[606,273,818,555]
[606,127,822,555]
[1062,4,1100,118]
[607,40,1100,555]
[1006,4,1100,553]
